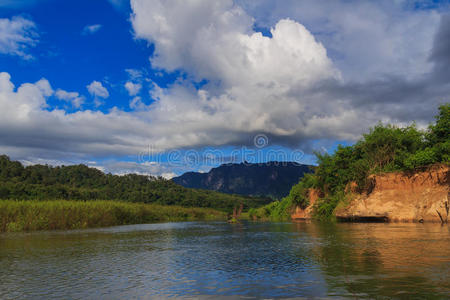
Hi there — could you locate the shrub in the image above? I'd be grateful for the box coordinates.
[285,173,317,209]
[313,191,346,221]
[249,196,295,221]
[404,147,437,170]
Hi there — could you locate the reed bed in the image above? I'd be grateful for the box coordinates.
[0,200,226,232]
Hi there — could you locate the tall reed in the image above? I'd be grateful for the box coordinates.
[0,200,225,232]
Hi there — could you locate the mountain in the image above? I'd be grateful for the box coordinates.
[172,162,314,199]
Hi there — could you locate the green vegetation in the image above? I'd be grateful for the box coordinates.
[0,157,270,212]
[0,200,225,232]
[248,196,294,221]
[253,103,450,221]
[284,173,318,209]
[0,157,272,231]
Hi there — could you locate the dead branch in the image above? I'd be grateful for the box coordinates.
[436,209,446,225]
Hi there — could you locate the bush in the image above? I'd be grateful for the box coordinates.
[427,103,449,145]
[404,147,437,170]
[285,173,317,209]
[360,123,425,172]
[313,191,346,221]
[249,196,295,221]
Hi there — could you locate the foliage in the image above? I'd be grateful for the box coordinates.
[248,195,295,221]
[0,200,225,232]
[427,103,449,146]
[360,123,425,172]
[426,103,450,163]
[0,156,271,212]
[270,103,450,221]
[312,191,346,221]
[284,173,317,209]
[404,147,437,169]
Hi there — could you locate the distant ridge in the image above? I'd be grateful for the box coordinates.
[172,161,314,199]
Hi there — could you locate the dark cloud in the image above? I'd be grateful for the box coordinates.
[430,14,450,79]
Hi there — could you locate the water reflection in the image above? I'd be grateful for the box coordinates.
[295,222,450,298]
[0,222,449,299]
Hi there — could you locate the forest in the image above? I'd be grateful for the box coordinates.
[0,156,271,212]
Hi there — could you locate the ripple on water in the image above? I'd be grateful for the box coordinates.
[0,221,449,299]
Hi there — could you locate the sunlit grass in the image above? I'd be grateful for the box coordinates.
[0,200,226,232]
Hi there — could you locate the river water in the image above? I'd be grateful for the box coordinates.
[1,221,449,299]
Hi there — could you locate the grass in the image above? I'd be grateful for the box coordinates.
[248,196,295,221]
[0,200,226,232]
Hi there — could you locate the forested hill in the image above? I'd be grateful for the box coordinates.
[0,156,271,212]
[172,162,313,199]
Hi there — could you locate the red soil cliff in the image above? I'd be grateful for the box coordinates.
[292,164,449,223]
[336,165,449,222]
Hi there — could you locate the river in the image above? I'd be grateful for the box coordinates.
[1,221,449,299]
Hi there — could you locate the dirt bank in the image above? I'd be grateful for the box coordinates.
[292,165,449,223]
[336,165,449,222]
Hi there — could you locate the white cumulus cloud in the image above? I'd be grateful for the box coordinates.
[125,81,142,96]
[55,89,85,108]
[237,0,441,81]
[0,72,150,160]
[0,16,38,60]
[128,0,358,148]
[131,0,338,86]
[87,80,109,100]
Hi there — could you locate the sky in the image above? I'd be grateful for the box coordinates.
[0,0,449,178]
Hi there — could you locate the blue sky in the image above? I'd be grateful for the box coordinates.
[0,0,449,177]
[1,0,156,113]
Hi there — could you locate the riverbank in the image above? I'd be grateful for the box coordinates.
[291,164,449,223]
[0,200,226,232]
[334,164,449,223]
